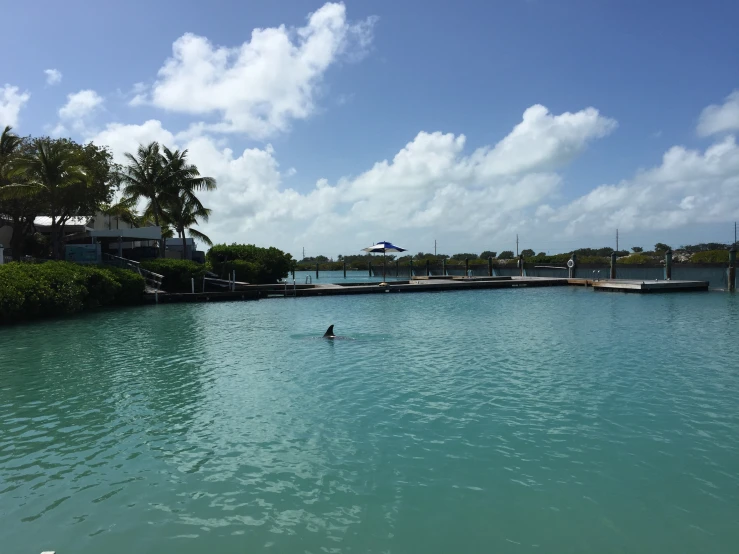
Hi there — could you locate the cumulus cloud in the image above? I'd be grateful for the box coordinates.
[132,2,377,138]
[0,84,30,128]
[697,90,739,137]
[54,89,104,135]
[88,120,177,164]
[548,136,739,235]
[44,69,62,85]
[89,103,616,252]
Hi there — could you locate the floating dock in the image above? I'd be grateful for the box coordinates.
[143,276,710,303]
[591,279,709,293]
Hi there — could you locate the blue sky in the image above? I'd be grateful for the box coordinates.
[3,0,739,257]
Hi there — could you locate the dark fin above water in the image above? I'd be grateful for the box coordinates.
[323,325,335,338]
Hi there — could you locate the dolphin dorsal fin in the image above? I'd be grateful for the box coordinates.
[323,325,335,337]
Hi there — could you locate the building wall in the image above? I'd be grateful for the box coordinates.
[0,225,12,249]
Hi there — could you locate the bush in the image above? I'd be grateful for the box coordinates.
[105,267,146,304]
[691,250,731,263]
[0,261,147,324]
[141,259,207,293]
[619,254,654,265]
[207,244,294,284]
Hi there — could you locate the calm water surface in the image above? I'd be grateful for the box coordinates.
[1,288,738,553]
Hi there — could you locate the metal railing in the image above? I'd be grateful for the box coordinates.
[103,254,164,291]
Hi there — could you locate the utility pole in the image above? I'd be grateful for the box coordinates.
[516,234,519,256]
[735,222,737,245]
[434,239,437,256]
[302,247,305,260]
[616,229,619,252]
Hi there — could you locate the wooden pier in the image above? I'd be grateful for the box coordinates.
[143,290,260,303]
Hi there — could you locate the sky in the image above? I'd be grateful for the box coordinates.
[2,0,739,259]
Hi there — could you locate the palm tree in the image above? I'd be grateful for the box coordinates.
[160,147,216,260]
[163,194,213,260]
[8,138,88,258]
[119,142,171,256]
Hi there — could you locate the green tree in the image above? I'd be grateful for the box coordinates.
[120,142,171,256]
[160,147,216,260]
[8,138,91,258]
[521,248,535,258]
[498,250,514,259]
[631,246,643,253]
[480,250,497,259]
[654,242,671,253]
[0,126,38,258]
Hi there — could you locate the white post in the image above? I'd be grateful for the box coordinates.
[191,278,195,294]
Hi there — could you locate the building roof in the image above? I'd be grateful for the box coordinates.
[34,216,91,227]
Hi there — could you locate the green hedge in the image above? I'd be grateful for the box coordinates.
[141,259,207,293]
[0,262,145,324]
[690,250,731,263]
[619,254,654,265]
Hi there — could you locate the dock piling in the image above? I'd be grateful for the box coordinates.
[442,258,446,276]
[488,257,493,277]
[409,259,413,277]
[665,249,673,280]
[369,260,372,277]
[465,258,469,277]
[519,255,524,277]
[610,252,617,279]
[729,247,736,292]
[396,259,399,277]
[316,263,319,280]
[191,278,195,294]
[426,259,430,277]
[568,253,577,279]
[343,261,347,279]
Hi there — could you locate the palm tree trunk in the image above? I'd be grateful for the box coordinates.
[181,230,187,261]
[51,216,58,260]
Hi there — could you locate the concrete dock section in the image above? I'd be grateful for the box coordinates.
[143,276,710,303]
[592,279,709,293]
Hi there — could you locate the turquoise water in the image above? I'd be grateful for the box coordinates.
[1,288,739,553]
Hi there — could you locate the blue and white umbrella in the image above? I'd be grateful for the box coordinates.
[362,241,407,282]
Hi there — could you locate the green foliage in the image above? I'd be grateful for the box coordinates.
[105,267,146,304]
[141,259,207,292]
[520,249,535,258]
[631,246,643,253]
[206,243,294,284]
[0,262,145,324]
[480,251,497,259]
[654,242,671,253]
[680,242,732,254]
[619,254,654,265]
[498,251,515,260]
[690,250,731,263]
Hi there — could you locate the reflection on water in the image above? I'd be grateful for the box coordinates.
[1,289,739,553]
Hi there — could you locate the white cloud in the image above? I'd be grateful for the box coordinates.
[94,103,609,252]
[133,2,377,138]
[56,89,104,133]
[0,84,31,128]
[697,90,739,137]
[548,135,739,235]
[88,120,177,164]
[91,96,739,256]
[44,69,62,85]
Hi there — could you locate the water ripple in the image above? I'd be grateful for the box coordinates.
[1,290,739,552]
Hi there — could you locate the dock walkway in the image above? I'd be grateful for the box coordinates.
[142,276,709,303]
